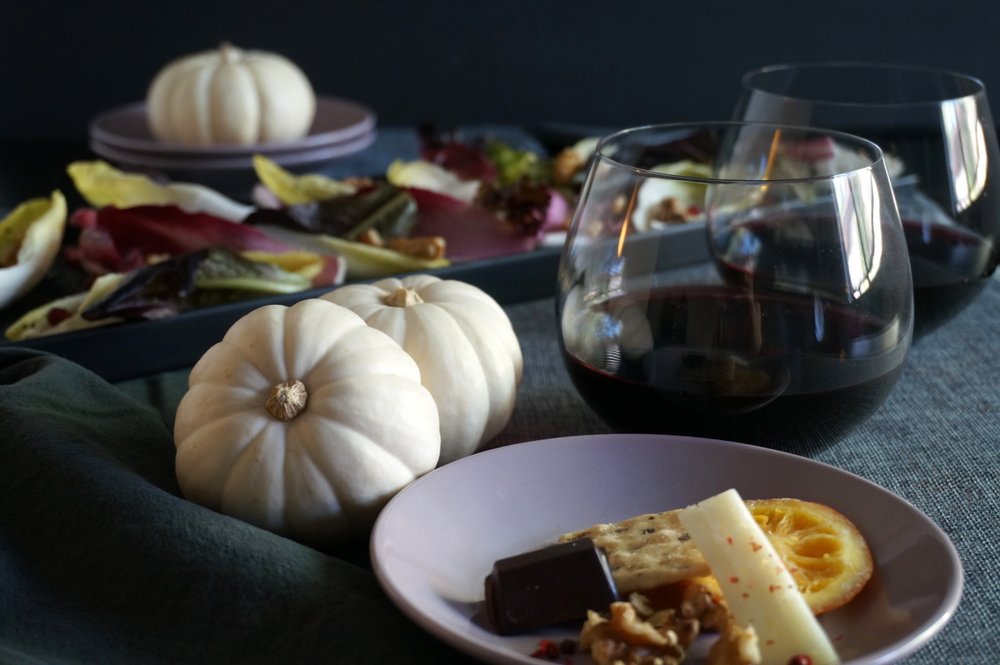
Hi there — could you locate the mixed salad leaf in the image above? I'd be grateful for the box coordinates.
[246,183,418,240]
[5,248,319,340]
[83,248,316,321]
[4,128,594,341]
[66,204,325,275]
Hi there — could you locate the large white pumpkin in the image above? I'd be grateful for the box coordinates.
[323,275,523,464]
[173,299,440,544]
[147,43,316,147]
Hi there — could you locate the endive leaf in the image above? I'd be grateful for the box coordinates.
[67,160,253,221]
[254,224,449,280]
[252,154,356,205]
[4,273,125,340]
[0,190,67,310]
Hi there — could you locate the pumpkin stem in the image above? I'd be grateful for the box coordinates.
[385,287,424,307]
[266,379,308,421]
[218,41,240,63]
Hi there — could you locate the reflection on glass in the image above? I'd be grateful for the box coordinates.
[832,169,883,300]
[941,96,988,212]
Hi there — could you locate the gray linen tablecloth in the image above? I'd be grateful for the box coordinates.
[113,280,1000,663]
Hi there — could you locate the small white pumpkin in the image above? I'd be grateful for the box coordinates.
[323,275,523,465]
[173,299,440,544]
[147,43,316,147]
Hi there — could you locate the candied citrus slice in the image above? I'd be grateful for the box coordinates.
[747,497,873,615]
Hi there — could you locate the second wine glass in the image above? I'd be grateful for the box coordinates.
[735,62,1000,339]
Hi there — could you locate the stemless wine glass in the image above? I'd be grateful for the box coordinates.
[735,62,1000,339]
[557,123,913,450]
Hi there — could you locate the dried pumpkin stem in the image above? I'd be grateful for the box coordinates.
[218,41,240,63]
[385,287,424,307]
[266,379,308,421]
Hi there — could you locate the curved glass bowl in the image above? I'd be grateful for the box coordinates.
[556,122,913,449]
[735,62,1000,339]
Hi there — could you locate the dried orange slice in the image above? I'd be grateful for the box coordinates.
[747,498,873,615]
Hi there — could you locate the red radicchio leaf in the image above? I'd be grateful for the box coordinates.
[418,125,497,183]
[64,205,344,286]
[476,181,571,238]
[543,189,571,233]
[407,188,539,262]
[64,208,146,276]
[80,205,292,254]
[423,143,498,183]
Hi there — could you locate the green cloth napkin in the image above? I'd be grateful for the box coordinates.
[0,348,477,664]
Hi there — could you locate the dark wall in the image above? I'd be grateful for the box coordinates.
[1,0,997,141]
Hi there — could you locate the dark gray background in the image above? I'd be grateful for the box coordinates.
[1,0,995,140]
[1,0,996,210]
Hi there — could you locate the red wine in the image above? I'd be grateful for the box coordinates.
[903,219,996,338]
[714,211,996,339]
[560,286,907,448]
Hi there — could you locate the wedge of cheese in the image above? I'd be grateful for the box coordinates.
[679,489,840,665]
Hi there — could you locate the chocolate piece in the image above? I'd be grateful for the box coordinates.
[483,537,619,635]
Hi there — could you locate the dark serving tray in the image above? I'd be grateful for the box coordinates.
[0,247,562,383]
[0,125,603,382]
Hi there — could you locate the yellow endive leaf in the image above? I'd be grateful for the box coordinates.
[0,190,67,310]
[252,154,355,206]
[67,160,252,221]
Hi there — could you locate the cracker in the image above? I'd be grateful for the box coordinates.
[559,509,710,594]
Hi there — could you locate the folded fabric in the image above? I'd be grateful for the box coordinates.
[0,348,477,664]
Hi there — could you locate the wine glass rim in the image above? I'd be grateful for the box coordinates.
[741,60,987,106]
[594,121,888,185]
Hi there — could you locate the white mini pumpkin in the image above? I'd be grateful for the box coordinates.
[173,299,440,544]
[323,275,523,464]
[147,43,316,147]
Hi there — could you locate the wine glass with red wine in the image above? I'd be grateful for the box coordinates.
[556,123,913,449]
[735,62,1000,340]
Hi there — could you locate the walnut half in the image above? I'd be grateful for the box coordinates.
[579,595,698,665]
[387,236,447,260]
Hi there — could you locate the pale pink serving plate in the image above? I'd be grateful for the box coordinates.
[88,96,376,157]
[371,434,962,665]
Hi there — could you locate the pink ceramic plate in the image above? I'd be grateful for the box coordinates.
[88,131,376,171]
[88,96,376,157]
[370,434,962,665]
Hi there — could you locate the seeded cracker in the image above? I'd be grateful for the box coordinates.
[558,509,710,594]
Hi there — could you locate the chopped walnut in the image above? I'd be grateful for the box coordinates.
[677,578,729,632]
[355,228,385,247]
[552,147,587,185]
[573,579,740,665]
[706,620,761,665]
[579,595,698,665]
[387,236,447,260]
[647,197,689,225]
[640,578,729,633]
[612,193,629,216]
[343,176,376,190]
